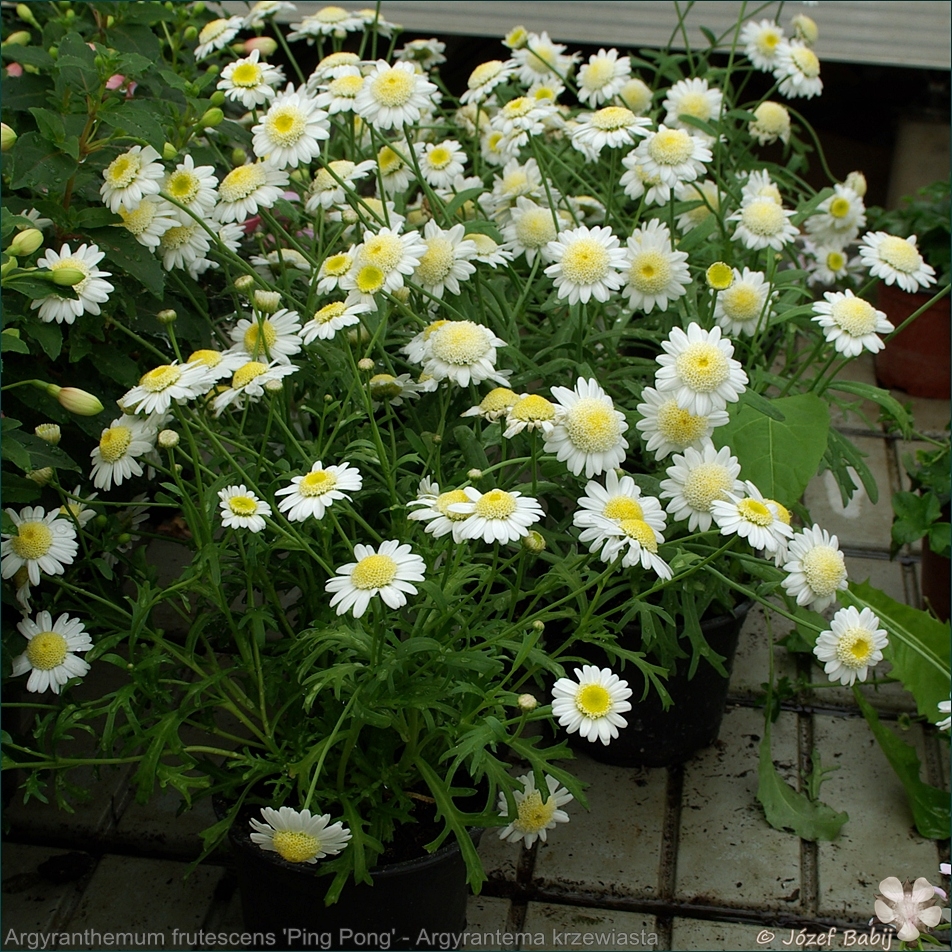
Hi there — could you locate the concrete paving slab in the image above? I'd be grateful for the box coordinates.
[114,786,218,858]
[462,896,512,949]
[676,706,801,912]
[532,752,667,901]
[730,604,800,699]
[522,903,657,950]
[671,919,899,950]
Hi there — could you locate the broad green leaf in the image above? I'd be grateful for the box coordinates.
[827,380,912,436]
[756,731,848,841]
[712,393,830,506]
[8,132,78,192]
[88,227,165,296]
[1,333,29,354]
[15,433,82,473]
[23,321,63,360]
[853,688,949,840]
[98,102,166,151]
[841,580,950,723]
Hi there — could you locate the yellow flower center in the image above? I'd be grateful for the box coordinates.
[736,498,774,526]
[429,322,489,366]
[316,5,348,22]
[576,683,612,717]
[834,627,875,669]
[706,262,733,290]
[648,127,694,165]
[370,68,415,107]
[370,374,403,399]
[160,225,196,250]
[741,199,786,237]
[468,60,504,89]
[618,517,658,550]
[479,388,519,413]
[752,102,789,134]
[674,90,712,121]
[329,74,363,98]
[655,400,709,444]
[10,521,53,561]
[318,51,360,71]
[243,320,279,356]
[266,106,307,146]
[831,297,878,337]
[350,553,398,589]
[829,196,852,219]
[721,284,763,323]
[360,234,405,273]
[166,169,201,203]
[629,249,672,294]
[682,464,734,511]
[515,209,557,249]
[564,399,621,453]
[299,470,338,497]
[474,489,518,520]
[877,236,921,274]
[825,251,847,272]
[800,546,846,596]
[436,489,471,521]
[233,361,269,389]
[25,631,68,671]
[313,302,347,324]
[591,106,635,131]
[559,238,610,284]
[140,364,182,393]
[377,146,404,175]
[119,201,157,235]
[675,342,729,392]
[581,58,615,89]
[189,349,223,367]
[427,146,453,169]
[105,153,141,188]
[502,97,533,119]
[769,501,792,525]
[322,252,352,277]
[231,62,263,87]
[271,829,320,863]
[791,46,820,78]
[416,239,455,285]
[603,496,643,521]
[510,394,555,422]
[220,164,267,203]
[355,265,385,294]
[514,789,557,833]
[228,495,259,516]
[99,426,133,464]
[619,78,652,114]
[199,18,230,43]
[756,29,782,54]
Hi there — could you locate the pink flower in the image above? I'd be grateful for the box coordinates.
[105,74,137,98]
[6,63,23,77]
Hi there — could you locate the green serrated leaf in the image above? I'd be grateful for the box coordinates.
[87,228,165,296]
[8,131,79,192]
[827,380,912,436]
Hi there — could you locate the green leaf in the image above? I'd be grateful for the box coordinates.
[756,731,848,841]
[827,380,912,436]
[14,433,82,473]
[87,227,165,296]
[98,102,166,151]
[841,580,950,723]
[1,46,53,70]
[28,107,66,144]
[23,321,63,360]
[452,424,490,472]
[442,187,485,220]
[712,393,830,506]
[1,333,29,354]
[891,491,941,548]
[5,274,78,302]
[853,688,950,839]
[8,131,79,192]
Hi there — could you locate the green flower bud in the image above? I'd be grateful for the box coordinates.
[156,308,178,325]
[183,25,197,42]
[205,63,219,76]
[3,30,31,46]
[16,4,40,28]
[51,267,86,286]
[26,467,54,486]
[34,423,61,445]
[94,514,109,529]
[199,107,224,128]
[231,147,247,165]
[209,90,225,106]
[193,1,205,13]
[117,532,132,544]
[105,14,115,28]
[8,228,43,257]
[162,141,177,161]
[49,385,104,416]
[234,274,255,293]
[517,693,538,712]
[1,123,17,152]
[157,429,179,449]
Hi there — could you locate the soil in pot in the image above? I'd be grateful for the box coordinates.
[560,601,752,768]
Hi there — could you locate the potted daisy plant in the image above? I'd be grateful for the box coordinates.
[1,0,948,940]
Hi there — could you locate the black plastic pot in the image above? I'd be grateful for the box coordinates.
[221,801,481,951]
[565,601,752,768]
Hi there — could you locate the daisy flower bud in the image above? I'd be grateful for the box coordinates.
[162,142,177,161]
[16,4,40,28]
[504,26,529,50]
[200,107,224,128]
[34,423,61,445]
[357,358,375,372]
[50,267,87,287]
[234,274,256,294]
[467,469,483,481]
[517,693,538,712]
[26,467,54,486]
[844,171,867,198]
[0,123,16,151]
[264,378,284,393]
[49,386,104,416]
[253,289,281,313]
[791,13,819,45]
[531,620,545,631]
[157,429,180,449]
[245,36,278,56]
[522,530,546,553]
[3,31,31,47]
[8,228,43,257]
[156,308,178,325]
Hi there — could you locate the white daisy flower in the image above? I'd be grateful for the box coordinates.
[741,19,786,71]
[811,289,893,357]
[31,243,114,325]
[635,387,730,460]
[342,226,427,303]
[229,307,303,364]
[710,480,794,554]
[621,218,691,314]
[619,151,671,206]
[119,361,213,415]
[219,485,271,533]
[551,665,632,746]
[89,414,159,492]
[497,773,573,848]
[395,38,446,71]
[412,221,477,299]
[663,77,723,134]
[11,611,91,695]
[369,373,421,406]
[573,470,666,558]
[490,95,554,144]
[634,125,712,188]
[249,807,351,864]
[805,243,862,287]
[315,249,355,294]
[468,233,513,268]
[421,320,508,388]
[118,196,178,250]
[214,163,289,223]
[402,319,450,366]
[713,267,772,336]
[489,158,547,220]
[325,540,426,618]
[577,48,631,106]
[660,442,744,532]
[544,225,627,305]
[545,377,629,479]
[936,699,951,732]
[157,221,212,271]
[252,84,329,170]
[617,77,653,114]
[407,478,473,542]
[194,16,243,60]
[218,49,285,109]
[512,31,577,87]
[594,514,673,579]
[480,127,519,167]
[163,154,219,223]
[375,141,414,196]
[804,185,866,249]
[813,606,888,686]
[314,66,365,115]
[354,60,437,131]
[460,59,516,104]
[250,247,311,279]
[415,140,466,190]
[461,387,520,422]
[305,159,375,212]
[309,51,362,83]
[502,393,559,439]
[729,197,799,251]
[774,41,823,99]
[187,347,249,382]
[742,169,783,206]
[450,487,544,545]
[288,7,364,40]
[782,524,849,611]
[858,231,937,293]
[100,145,164,213]
[570,106,650,157]
[212,360,299,416]
[275,461,362,522]
[299,299,372,344]
[58,486,98,530]
[502,197,559,265]
[242,1,297,29]
[2,507,78,587]
[749,101,791,144]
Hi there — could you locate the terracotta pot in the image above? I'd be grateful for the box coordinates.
[921,536,951,622]
[874,283,950,399]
